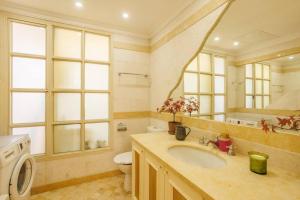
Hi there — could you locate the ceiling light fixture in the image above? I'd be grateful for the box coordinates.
[289,56,294,60]
[233,41,239,46]
[214,36,220,41]
[122,12,129,19]
[75,1,83,8]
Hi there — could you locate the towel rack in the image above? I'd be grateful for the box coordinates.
[118,72,149,78]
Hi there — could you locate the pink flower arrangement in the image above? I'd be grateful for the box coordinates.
[157,98,185,122]
[182,96,199,117]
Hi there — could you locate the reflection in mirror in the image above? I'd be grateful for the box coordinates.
[171,0,300,135]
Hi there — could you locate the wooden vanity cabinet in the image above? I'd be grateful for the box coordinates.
[132,142,206,200]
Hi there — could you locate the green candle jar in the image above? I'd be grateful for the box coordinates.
[248,151,269,175]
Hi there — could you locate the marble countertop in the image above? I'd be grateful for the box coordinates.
[131,132,300,200]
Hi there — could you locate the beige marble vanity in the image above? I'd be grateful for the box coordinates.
[131,132,300,200]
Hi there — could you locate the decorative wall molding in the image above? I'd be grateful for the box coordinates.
[150,112,300,154]
[113,42,150,53]
[227,108,300,116]
[31,170,122,195]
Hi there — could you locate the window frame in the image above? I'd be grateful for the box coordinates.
[183,51,227,121]
[244,63,271,109]
[4,16,113,160]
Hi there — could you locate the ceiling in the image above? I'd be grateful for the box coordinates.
[267,53,300,67]
[205,0,300,56]
[1,0,197,37]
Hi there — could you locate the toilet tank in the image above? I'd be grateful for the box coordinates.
[147,126,164,133]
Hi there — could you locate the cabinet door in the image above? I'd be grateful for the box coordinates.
[164,169,205,200]
[144,152,165,200]
[132,143,144,200]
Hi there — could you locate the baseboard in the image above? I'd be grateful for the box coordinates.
[31,169,122,195]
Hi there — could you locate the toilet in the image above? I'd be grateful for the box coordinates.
[113,125,164,192]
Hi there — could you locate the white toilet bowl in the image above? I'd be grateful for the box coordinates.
[113,151,132,192]
[113,126,164,192]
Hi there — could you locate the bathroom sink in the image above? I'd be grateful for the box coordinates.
[168,146,226,169]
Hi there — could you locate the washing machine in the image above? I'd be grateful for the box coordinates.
[0,135,36,200]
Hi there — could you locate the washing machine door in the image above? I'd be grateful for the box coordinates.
[9,153,36,200]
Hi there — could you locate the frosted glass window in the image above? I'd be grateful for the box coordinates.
[54,28,81,58]
[85,63,109,90]
[246,96,253,109]
[85,123,109,150]
[12,92,45,123]
[12,57,45,89]
[214,96,225,113]
[54,124,81,153]
[255,96,263,109]
[264,96,270,108]
[214,115,225,122]
[255,64,263,78]
[246,79,253,94]
[214,76,225,93]
[263,65,270,79]
[85,93,109,120]
[263,81,270,95]
[12,22,45,55]
[54,61,81,89]
[214,57,225,74]
[13,126,45,155]
[199,53,211,73]
[199,74,212,93]
[245,64,253,78]
[255,80,262,94]
[199,95,211,114]
[186,58,198,71]
[184,73,197,93]
[54,93,81,121]
[85,33,109,62]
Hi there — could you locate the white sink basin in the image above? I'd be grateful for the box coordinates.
[168,146,226,169]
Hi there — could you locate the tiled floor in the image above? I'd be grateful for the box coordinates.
[31,175,131,200]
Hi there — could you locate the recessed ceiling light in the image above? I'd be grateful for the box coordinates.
[289,56,294,60]
[122,12,129,19]
[277,54,281,57]
[233,41,239,46]
[214,36,220,41]
[75,1,83,8]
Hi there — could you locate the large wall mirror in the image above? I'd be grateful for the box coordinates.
[170,0,300,135]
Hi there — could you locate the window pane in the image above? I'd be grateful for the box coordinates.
[255,96,263,109]
[199,95,211,114]
[214,76,225,93]
[85,123,109,150]
[245,64,253,78]
[54,93,81,121]
[186,58,197,71]
[255,64,263,78]
[214,96,225,112]
[85,93,109,120]
[214,115,225,122]
[12,22,45,55]
[54,28,81,58]
[255,80,262,94]
[214,57,225,74]
[54,61,81,89]
[184,73,197,93]
[264,96,270,108]
[263,81,270,95]
[85,63,109,90]
[199,53,211,73]
[13,126,45,155]
[263,65,270,79]
[246,79,253,94]
[246,96,253,109]
[12,92,45,123]
[54,124,81,153]
[85,33,109,62]
[199,74,211,93]
[12,57,45,89]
